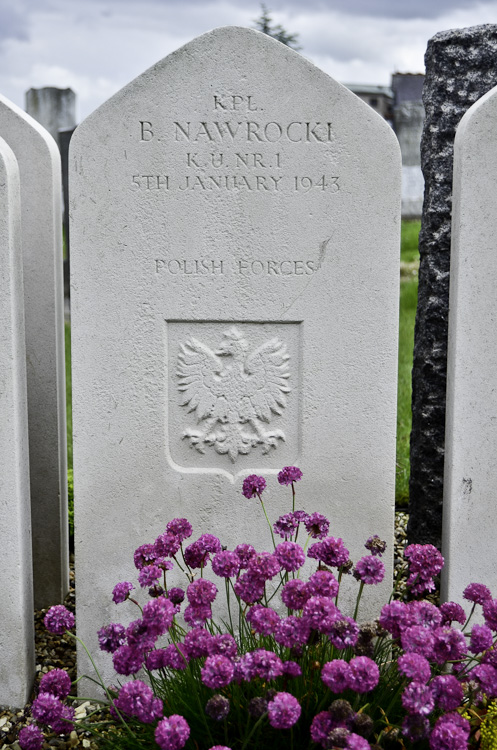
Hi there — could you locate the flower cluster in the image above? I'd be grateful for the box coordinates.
[25,467,497,750]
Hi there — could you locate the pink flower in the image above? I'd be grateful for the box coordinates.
[201,655,234,689]
[267,692,301,729]
[242,474,266,498]
[155,715,190,750]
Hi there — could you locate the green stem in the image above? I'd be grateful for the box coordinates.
[66,633,136,739]
[258,494,277,550]
[242,712,268,750]
[353,581,365,620]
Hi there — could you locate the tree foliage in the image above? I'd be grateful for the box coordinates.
[253,4,301,50]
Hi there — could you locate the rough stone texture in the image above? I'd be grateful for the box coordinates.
[0,136,35,708]
[441,84,497,606]
[0,95,69,608]
[70,27,400,692]
[25,87,76,145]
[408,25,497,548]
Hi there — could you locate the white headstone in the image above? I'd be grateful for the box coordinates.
[71,27,400,689]
[442,84,497,605]
[0,135,35,707]
[0,95,68,609]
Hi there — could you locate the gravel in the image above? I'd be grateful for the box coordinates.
[0,512,413,749]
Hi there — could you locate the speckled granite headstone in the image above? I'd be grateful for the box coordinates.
[0,95,69,609]
[409,25,497,549]
[0,136,35,707]
[442,84,497,606]
[70,26,400,691]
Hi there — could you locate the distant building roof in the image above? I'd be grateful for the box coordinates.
[344,83,393,99]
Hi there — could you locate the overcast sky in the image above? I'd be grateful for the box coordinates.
[2,0,497,121]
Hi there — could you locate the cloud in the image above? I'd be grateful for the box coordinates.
[0,3,30,44]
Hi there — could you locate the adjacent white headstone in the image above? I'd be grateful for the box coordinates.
[0,136,35,707]
[0,95,68,609]
[71,27,401,689]
[442,84,497,605]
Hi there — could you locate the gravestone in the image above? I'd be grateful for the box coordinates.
[408,25,497,549]
[0,95,69,609]
[70,26,401,690]
[25,87,77,145]
[442,84,497,605]
[0,136,35,707]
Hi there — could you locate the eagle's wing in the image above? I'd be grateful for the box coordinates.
[244,337,291,422]
[177,337,224,419]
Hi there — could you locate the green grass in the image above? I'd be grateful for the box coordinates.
[396,220,420,506]
[401,219,421,264]
[63,220,420,512]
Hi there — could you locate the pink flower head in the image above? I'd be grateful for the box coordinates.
[187,578,217,606]
[142,596,175,636]
[246,604,280,636]
[138,565,162,588]
[348,656,380,693]
[114,679,163,723]
[201,655,235,689]
[239,648,283,681]
[404,544,443,595]
[308,536,350,568]
[277,466,303,485]
[380,600,414,638]
[18,725,44,750]
[242,474,266,498]
[154,532,181,558]
[112,581,134,604]
[274,615,310,648]
[32,692,64,725]
[275,541,306,572]
[233,572,265,604]
[307,570,339,598]
[134,543,157,570]
[165,518,193,542]
[311,711,336,745]
[410,600,442,629]
[398,653,431,683]
[431,626,467,665]
[431,675,463,711]
[183,627,212,659]
[184,604,212,627]
[303,595,341,631]
[440,602,466,626]
[402,682,434,715]
[401,625,435,659]
[470,623,493,654]
[267,691,301,729]
[39,669,72,699]
[234,543,256,568]
[112,645,144,675]
[463,582,492,605]
[247,551,281,581]
[281,579,311,610]
[155,715,190,750]
[207,633,238,659]
[327,617,360,650]
[483,598,497,631]
[353,556,385,585]
[273,512,299,539]
[321,659,350,692]
[303,512,330,539]
[44,605,75,634]
[212,550,241,578]
[364,535,387,556]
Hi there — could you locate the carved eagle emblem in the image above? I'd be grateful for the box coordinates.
[177,327,291,462]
